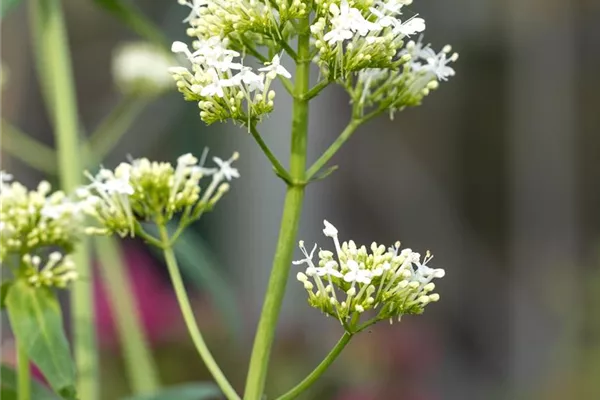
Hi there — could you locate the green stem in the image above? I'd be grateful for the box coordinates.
[249,124,293,184]
[157,225,240,400]
[275,333,353,400]
[0,121,57,174]
[305,108,384,180]
[16,339,31,400]
[30,0,97,397]
[305,119,361,180]
[243,17,311,400]
[85,95,148,166]
[94,237,160,395]
[303,79,330,101]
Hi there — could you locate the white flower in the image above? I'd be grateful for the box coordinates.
[323,220,338,237]
[258,55,292,79]
[315,260,343,278]
[324,0,377,45]
[213,152,240,181]
[343,259,372,284]
[233,67,265,92]
[392,17,426,37]
[421,48,458,81]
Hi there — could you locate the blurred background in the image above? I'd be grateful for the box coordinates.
[2,0,600,399]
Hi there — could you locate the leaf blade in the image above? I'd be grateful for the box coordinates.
[5,280,76,398]
[0,364,59,400]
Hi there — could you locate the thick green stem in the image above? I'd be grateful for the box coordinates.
[243,18,311,400]
[94,237,160,395]
[275,333,353,400]
[17,339,31,400]
[30,1,97,397]
[158,225,240,400]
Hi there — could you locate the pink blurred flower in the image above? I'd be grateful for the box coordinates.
[94,243,181,347]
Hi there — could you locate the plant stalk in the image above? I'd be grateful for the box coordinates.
[243,17,311,400]
[94,237,160,395]
[16,339,31,400]
[275,333,353,400]
[158,225,240,400]
[30,0,97,397]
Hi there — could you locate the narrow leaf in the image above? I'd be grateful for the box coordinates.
[5,280,76,398]
[0,0,21,19]
[123,382,221,400]
[0,364,59,399]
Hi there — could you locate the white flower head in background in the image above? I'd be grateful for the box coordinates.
[295,220,445,332]
[112,42,176,96]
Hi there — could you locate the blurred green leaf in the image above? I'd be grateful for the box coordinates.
[5,280,77,399]
[123,382,221,400]
[0,364,59,399]
[1,281,13,309]
[145,223,242,342]
[0,0,21,19]
[93,0,168,48]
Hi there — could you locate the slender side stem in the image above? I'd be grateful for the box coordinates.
[85,95,148,166]
[275,333,353,400]
[243,17,311,400]
[276,37,298,61]
[30,1,97,398]
[303,79,330,101]
[16,339,31,400]
[94,237,160,395]
[249,124,293,184]
[305,108,384,180]
[305,119,361,180]
[157,225,240,400]
[0,121,57,174]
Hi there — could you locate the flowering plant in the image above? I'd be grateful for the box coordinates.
[1,0,455,399]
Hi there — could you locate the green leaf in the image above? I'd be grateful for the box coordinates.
[93,0,168,48]
[0,0,21,19]
[123,382,221,400]
[145,223,242,342]
[5,280,77,398]
[0,364,59,399]
[1,281,13,309]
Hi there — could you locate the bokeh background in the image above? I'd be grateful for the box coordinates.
[2,0,600,399]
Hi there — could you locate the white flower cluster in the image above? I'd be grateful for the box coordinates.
[311,0,425,77]
[171,1,293,126]
[112,42,176,96]
[22,252,78,289]
[0,173,82,288]
[170,40,291,125]
[178,0,307,39]
[295,220,445,330]
[80,152,239,237]
[354,37,458,115]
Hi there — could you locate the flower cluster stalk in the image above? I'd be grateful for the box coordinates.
[158,225,240,400]
[29,0,97,397]
[243,18,311,400]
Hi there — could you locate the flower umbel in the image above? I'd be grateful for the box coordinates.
[295,220,445,331]
[80,151,239,237]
